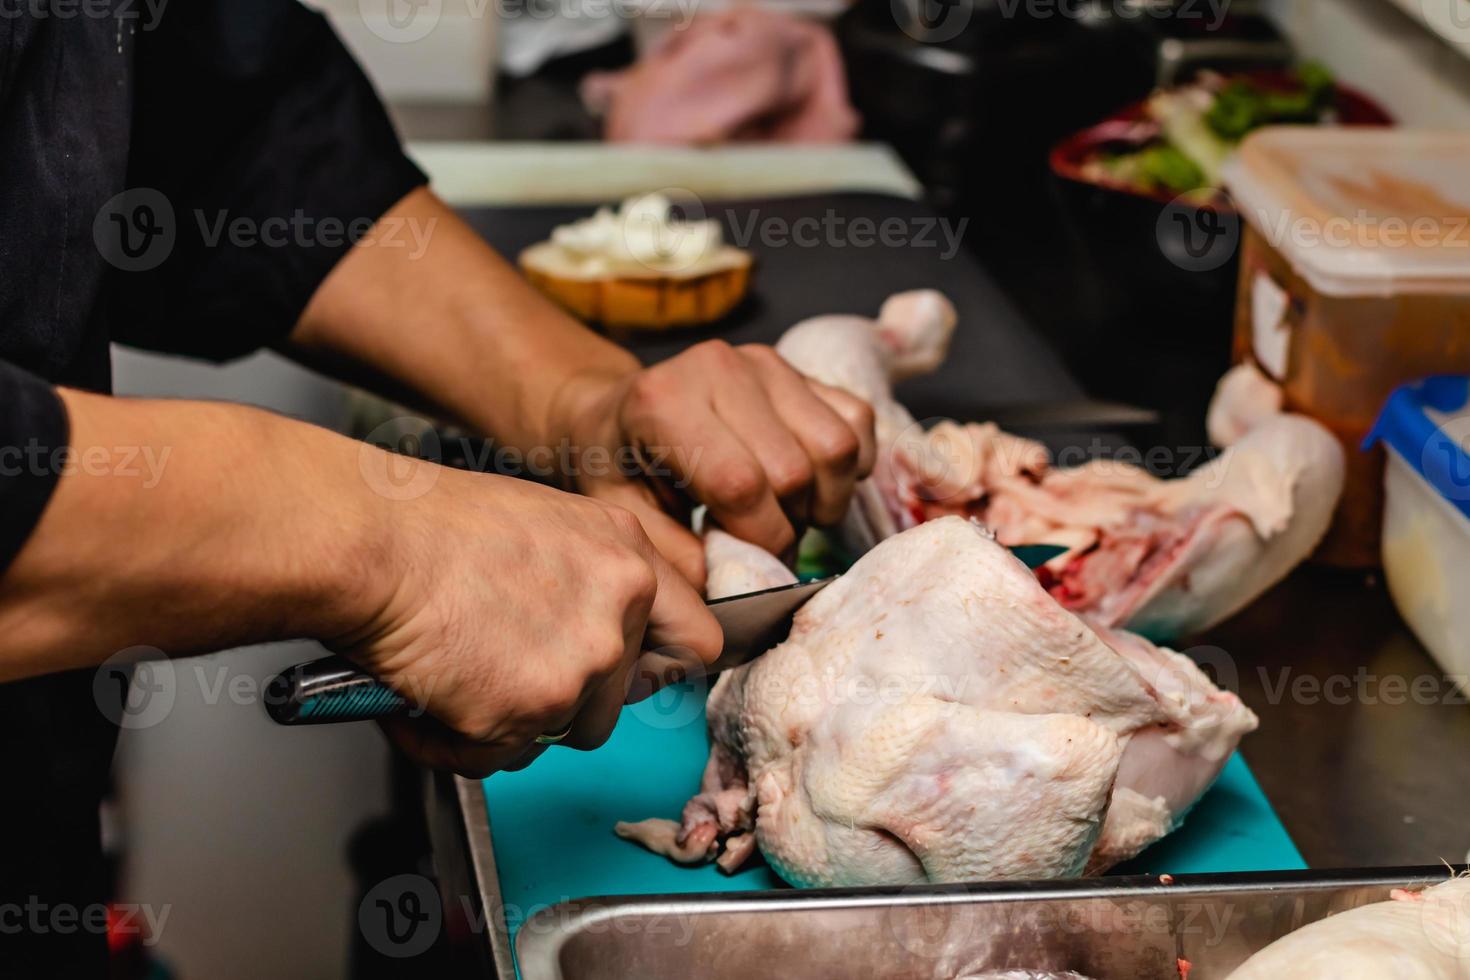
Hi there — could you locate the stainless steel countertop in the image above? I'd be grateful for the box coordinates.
[420,185,1470,974]
[1208,565,1470,869]
[429,566,1469,978]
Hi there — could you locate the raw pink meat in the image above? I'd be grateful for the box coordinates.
[775,291,1344,640]
[581,8,858,144]
[618,519,1258,884]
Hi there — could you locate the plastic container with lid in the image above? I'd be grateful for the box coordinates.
[1221,128,1470,566]
[1365,377,1470,689]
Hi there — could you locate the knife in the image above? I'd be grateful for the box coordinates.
[264,577,833,726]
[910,398,1162,431]
[263,543,1070,726]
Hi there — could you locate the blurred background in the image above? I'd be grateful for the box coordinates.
[107,0,1470,977]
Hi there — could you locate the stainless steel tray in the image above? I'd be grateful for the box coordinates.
[515,867,1464,979]
[431,774,1459,980]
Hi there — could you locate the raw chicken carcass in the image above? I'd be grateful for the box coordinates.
[1206,361,1283,448]
[1228,876,1470,979]
[1028,413,1345,638]
[617,517,1258,885]
[774,291,1344,640]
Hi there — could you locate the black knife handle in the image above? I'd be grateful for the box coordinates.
[265,656,407,725]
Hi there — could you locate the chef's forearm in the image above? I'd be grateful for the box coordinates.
[286,186,639,455]
[0,388,389,680]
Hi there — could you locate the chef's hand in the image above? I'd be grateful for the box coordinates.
[546,342,877,587]
[0,390,720,779]
[291,191,877,587]
[337,467,722,777]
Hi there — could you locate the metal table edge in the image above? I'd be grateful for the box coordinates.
[427,773,518,978]
[460,775,519,979]
[512,865,1466,979]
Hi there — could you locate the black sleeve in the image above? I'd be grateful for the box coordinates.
[0,360,67,574]
[112,0,428,361]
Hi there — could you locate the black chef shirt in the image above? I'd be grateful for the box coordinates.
[0,2,425,973]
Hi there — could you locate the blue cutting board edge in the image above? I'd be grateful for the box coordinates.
[483,692,1303,965]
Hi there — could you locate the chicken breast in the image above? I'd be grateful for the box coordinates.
[1229,876,1470,979]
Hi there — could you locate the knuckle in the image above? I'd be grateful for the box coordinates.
[597,552,657,623]
[603,502,648,542]
[458,713,500,743]
[848,397,877,435]
[589,632,630,677]
[736,343,783,369]
[626,368,671,414]
[815,426,861,469]
[822,385,875,426]
[709,459,769,513]
[609,549,658,602]
[768,454,815,498]
[528,681,580,726]
[691,338,737,366]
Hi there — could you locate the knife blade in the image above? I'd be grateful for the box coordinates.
[910,398,1162,431]
[264,577,834,726]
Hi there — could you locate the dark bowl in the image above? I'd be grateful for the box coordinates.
[1049,74,1395,209]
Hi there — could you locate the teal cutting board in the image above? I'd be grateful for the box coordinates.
[482,683,1304,962]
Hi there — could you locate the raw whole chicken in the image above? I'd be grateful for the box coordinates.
[773,291,1345,640]
[615,291,1335,886]
[617,517,1258,885]
[1228,876,1470,978]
